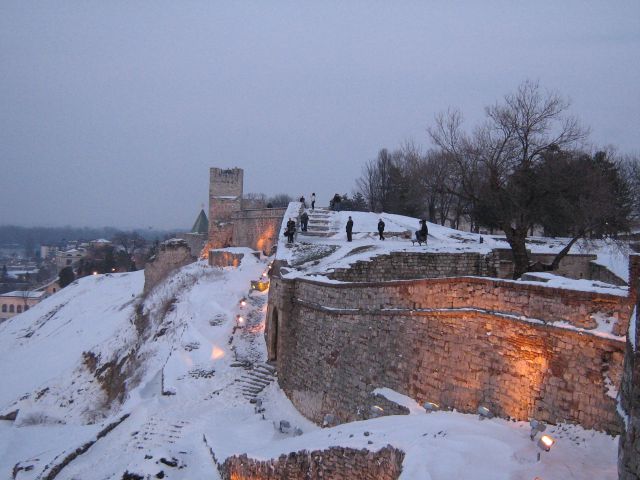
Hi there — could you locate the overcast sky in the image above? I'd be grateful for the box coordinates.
[1,1,638,229]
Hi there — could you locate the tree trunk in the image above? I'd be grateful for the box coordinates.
[503,225,530,279]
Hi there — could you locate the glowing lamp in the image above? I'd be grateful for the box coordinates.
[477,406,493,420]
[236,315,245,326]
[239,298,247,308]
[370,405,384,417]
[92,271,98,276]
[538,435,555,452]
[423,401,440,413]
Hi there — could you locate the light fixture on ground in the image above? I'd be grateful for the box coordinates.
[536,434,555,462]
[477,406,493,420]
[370,405,384,417]
[239,298,247,308]
[236,315,245,327]
[423,401,440,413]
[529,419,546,440]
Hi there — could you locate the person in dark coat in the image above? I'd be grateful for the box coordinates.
[286,218,296,243]
[311,193,316,211]
[300,211,309,232]
[377,219,385,240]
[299,196,306,208]
[415,219,428,244]
[346,216,353,242]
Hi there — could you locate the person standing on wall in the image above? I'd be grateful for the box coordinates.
[346,216,354,242]
[286,218,296,243]
[299,195,306,208]
[415,219,428,244]
[311,193,316,211]
[378,218,385,240]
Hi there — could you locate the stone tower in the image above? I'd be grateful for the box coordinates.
[208,167,243,248]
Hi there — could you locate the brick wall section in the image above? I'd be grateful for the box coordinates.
[618,254,639,479]
[294,276,631,335]
[268,275,629,433]
[232,208,286,255]
[219,445,405,480]
[143,240,194,294]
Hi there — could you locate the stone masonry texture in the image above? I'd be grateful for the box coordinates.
[618,254,639,479]
[143,239,194,294]
[219,445,405,480]
[267,273,632,434]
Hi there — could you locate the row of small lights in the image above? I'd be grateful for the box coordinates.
[236,262,273,327]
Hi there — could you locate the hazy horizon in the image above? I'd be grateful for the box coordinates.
[1,1,638,229]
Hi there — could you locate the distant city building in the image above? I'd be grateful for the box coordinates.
[55,248,86,271]
[40,244,61,259]
[0,290,47,321]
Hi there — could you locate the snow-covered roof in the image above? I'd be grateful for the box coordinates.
[0,290,46,299]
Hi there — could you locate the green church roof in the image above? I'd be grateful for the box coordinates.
[191,209,209,234]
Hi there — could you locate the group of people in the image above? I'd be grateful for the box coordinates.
[346,216,428,244]
[286,192,429,246]
[299,193,316,211]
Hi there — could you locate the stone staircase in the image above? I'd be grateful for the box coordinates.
[234,362,277,400]
[301,208,335,238]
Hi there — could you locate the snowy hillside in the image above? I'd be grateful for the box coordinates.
[0,247,621,479]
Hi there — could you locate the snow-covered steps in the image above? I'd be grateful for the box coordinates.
[235,362,277,399]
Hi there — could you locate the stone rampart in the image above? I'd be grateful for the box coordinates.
[328,252,496,281]
[328,250,627,286]
[208,250,245,268]
[232,207,286,255]
[618,254,639,479]
[143,239,194,294]
[219,445,405,480]
[267,275,631,433]
[293,276,631,334]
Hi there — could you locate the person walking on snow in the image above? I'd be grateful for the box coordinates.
[346,216,354,242]
[311,193,316,211]
[300,211,309,232]
[378,219,385,240]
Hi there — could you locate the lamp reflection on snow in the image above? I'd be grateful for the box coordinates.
[210,345,225,360]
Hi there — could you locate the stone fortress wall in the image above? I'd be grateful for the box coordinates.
[266,253,639,435]
[329,249,627,286]
[618,254,640,479]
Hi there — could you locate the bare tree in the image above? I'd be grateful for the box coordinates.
[429,81,597,278]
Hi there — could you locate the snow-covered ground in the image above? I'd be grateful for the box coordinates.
[0,241,622,479]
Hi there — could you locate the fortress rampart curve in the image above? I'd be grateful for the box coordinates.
[266,273,633,434]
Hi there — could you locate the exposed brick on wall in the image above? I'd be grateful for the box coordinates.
[219,445,405,480]
[293,276,631,335]
[143,240,194,294]
[268,276,629,434]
